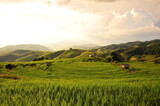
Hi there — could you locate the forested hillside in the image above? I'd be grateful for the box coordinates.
[0,50,43,62]
[90,39,160,52]
[0,39,159,62]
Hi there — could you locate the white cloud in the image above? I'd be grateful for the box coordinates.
[108,9,158,32]
[0,0,160,48]
[0,2,96,46]
[84,9,160,44]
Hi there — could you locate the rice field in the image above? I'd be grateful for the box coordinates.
[0,59,160,105]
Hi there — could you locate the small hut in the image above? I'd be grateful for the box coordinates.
[89,53,96,57]
[121,64,130,69]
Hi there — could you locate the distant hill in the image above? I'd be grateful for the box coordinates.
[0,44,50,51]
[76,51,109,58]
[0,44,51,55]
[0,39,159,62]
[90,39,160,52]
[0,50,44,62]
[58,49,86,58]
[115,41,160,61]
[70,44,100,50]
[34,50,65,60]
[34,49,86,61]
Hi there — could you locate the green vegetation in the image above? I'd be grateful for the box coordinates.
[77,52,109,58]
[0,50,44,62]
[0,59,160,105]
[34,50,65,61]
[0,39,160,105]
[91,39,160,52]
[0,39,160,62]
[1,79,160,106]
[59,49,85,58]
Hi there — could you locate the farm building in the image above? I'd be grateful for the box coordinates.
[89,53,96,57]
[121,64,130,69]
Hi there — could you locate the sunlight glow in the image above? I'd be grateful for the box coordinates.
[0,0,160,48]
[0,1,88,46]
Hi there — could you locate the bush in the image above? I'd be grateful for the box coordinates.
[111,52,124,62]
[5,64,17,70]
[154,59,160,64]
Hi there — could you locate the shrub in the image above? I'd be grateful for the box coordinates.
[5,64,17,70]
[154,59,160,64]
[111,52,124,62]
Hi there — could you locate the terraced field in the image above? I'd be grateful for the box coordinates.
[0,59,160,105]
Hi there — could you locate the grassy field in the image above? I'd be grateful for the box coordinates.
[0,59,160,105]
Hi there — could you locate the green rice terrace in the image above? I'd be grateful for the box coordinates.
[0,58,160,106]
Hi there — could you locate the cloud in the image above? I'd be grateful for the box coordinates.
[155,0,160,3]
[0,0,160,47]
[0,0,30,4]
[56,0,71,5]
[45,0,118,7]
[108,9,158,31]
[91,0,118,2]
[44,0,71,6]
[93,8,160,44]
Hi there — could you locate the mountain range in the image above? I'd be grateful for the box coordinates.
[0,44,51,55]
[0,39,159,62]
[89,39,160,52]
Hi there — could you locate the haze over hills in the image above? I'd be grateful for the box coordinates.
[0,50,44,62]
[70,44,100,50]
[0,44,51,55]
[0,44,51,51]
[46,41,100,51]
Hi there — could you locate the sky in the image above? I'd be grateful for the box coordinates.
[0,0,160,48]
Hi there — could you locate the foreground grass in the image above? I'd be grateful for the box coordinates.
[0,79,160,106]
[0,59,160,105]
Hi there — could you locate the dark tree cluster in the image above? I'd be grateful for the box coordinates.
[33,57,45,61]
[154,59,160,64]
[111,52,124,62]
[5,64,17,70]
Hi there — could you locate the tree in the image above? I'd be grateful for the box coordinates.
[111,52,124,62]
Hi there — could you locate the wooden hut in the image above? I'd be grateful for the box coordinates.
[89,53,96,57]
[121,64,130,69]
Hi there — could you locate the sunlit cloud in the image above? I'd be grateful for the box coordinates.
[0,0,160,48]
[90,8,160,44]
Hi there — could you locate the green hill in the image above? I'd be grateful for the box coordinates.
[59,49,86,58]
[91,39,160,52]
[77,52,109,58]
[16,53,43,62]
[114,41,160,61]
[34,50,65,60]
[0,39,160,62]
[34,49,85,60]
[0,44,51,55]
[0,50,43,62]
[0,40,160,105]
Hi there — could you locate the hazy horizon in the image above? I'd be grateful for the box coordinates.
[0,0,160,48]
[0,38,159,51]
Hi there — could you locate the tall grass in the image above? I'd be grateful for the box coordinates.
[0,79,160,106]
[0,60,160,105]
